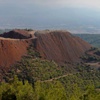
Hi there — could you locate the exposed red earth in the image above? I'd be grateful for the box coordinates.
[0,30,32,71]
[34,30,91,64]
[0,29,91,71]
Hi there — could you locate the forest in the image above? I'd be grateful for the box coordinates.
[0,47,100,100]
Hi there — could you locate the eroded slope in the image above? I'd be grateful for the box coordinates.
[34,30,91,64]
[0,30,91,69]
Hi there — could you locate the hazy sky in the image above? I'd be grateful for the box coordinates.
[0,0,100,9]
[0,0,100,29]
[33,0,100,9]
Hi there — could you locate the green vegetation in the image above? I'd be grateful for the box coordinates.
[94,50,100,56]
[81,55,98,62]
[1,44,100,100]
[5,44,74,83]
[81,47,100,62]
[52,63,100,100]
[0,76,67,100]
[74,34,100,48]
[1,68,100,100]
[8,58,69,82]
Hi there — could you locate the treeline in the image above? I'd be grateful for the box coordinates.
[0,76,67,100]
[58,65,100,100]
[0,76,100,100]
[2,60,100,99]
[1,43,100,100]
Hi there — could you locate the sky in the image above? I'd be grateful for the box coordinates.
[0,0,99,9]
[33,0,100,9]
[0,0,100,32]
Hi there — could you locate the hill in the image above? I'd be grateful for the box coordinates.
[0,30,33,69]
[74,34,100,48]
[34,30,91,64]
[0,29,100,100]
[0,30,91,70]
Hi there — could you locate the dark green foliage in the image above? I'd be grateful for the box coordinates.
[34,81,67,100]
[2,40,100,100]
[1,74,100,100]
[81,55,98,62]
[94,50,100,56]
[81,47,100,62]
[74,34,100,48]
[57,65,100,100]
[0,77,67,100]
[80,85,100,100]
[8,58,68,83]
[88,47,98,51]
[2,90,16,100]
[0,76,35,100]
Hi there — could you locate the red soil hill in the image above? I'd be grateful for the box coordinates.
[34,30,91,64]
[0,29,91,69]
[0,30,31,70]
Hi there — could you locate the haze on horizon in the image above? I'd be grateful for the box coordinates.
[0,0,100,33]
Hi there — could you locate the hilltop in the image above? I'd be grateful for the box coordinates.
[0,29,91,69]
[34,30,91,64]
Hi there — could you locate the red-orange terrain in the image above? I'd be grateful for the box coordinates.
[0,30,32,71]
[34,30,91,64]
[0,29,91,71]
